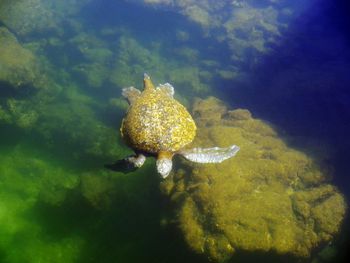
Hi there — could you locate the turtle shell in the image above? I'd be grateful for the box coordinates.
[121,85,196,154]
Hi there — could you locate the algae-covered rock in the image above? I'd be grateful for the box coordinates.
[81,171,116,210]
[0,146,79,206]
[0,146,83,263]
[129,0,312,75]
[109,35,210,95]
[161,97,346,262]
[0,27,42,88]
[36,99,124,160]
[167,67,210,93]
[0,0,92,37]
[0,0,57,37]
[73,63,109,88]
[192,96,227,126]
[4,99,38,129]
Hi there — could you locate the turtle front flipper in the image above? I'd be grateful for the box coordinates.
[156,83,174,98]
[105,153,146,173]
[178,145,240,163]
[122,86,141,105]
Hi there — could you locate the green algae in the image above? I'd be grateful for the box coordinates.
[0,0,92,37]
[5,99,39,129]
[0,145,83,263]
[65,28,214,96]
[0,27,43,88]
[131,0,307,76]
[183,6,212,28]
[0,1,348,262]
[0,145,79,205]
[108,35,211,97]
[0,123,163,263]
[73,63,109,89]
[0,0,58,37]
[0,132,170,263]
[161,97,346,262]
[35,97,124,161]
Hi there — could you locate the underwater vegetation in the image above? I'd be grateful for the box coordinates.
[0,145,83,263]
[161,97,346,262]
[0,0,92,38]
[0,0,217,99]
[0,27,43,90]
[127,0,313,72]
[0,25,123,162]
[0,0,348,262]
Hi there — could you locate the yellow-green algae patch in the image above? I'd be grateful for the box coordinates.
[161,97,346,262]
[0,27,42,88]
[109,35,211,96]
[0,146,82,263]
[0,0,92,37]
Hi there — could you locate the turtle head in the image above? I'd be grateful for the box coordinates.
[143,73,155,91]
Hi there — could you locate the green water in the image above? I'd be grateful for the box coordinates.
[0,0,349,263]
[0,1,221,262]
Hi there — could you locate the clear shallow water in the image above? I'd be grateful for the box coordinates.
[0,0,349,262]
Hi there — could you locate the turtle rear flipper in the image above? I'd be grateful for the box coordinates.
[178,145,240,163]
[105,154,146,173]
[122,86,141,105]
[156,158,173,179]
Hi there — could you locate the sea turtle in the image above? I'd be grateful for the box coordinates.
[109,74,240,178]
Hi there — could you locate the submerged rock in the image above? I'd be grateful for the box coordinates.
[0,0,57,37]
[0,27,42,88]
[0,0,92,37]
[160,97,346,262]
